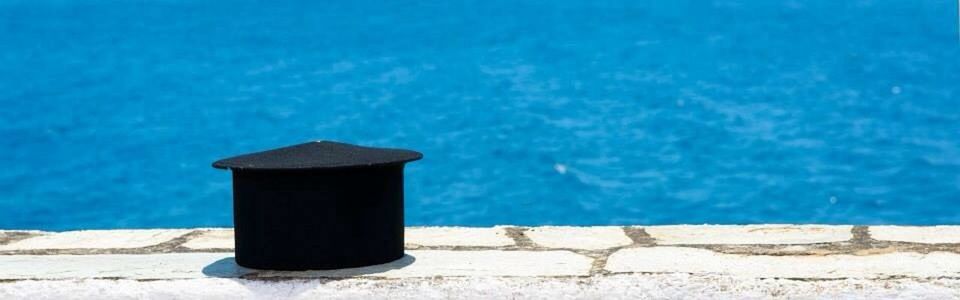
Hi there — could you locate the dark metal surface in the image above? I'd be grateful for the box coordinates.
[216,141,419,270]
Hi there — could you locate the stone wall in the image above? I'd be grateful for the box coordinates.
[2,225,960,299]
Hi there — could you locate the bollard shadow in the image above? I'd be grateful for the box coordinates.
[202,255,416,279]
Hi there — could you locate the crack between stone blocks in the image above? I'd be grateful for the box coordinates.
[0,230,207,255]
[665,239,960,257]
[148,230,207,253]
[851,226,872,244]
[581,227,660,276]
[617,225,960,257]
[4,227,960,257]
[622,227,656,246]
[0,231,44,246]
[503,227,536,248]
[585,249,614,276]
[581,227,654,276]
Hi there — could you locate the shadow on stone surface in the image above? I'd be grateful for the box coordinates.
[202,255,416,278]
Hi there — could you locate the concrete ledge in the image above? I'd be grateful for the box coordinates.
[871,226,960,244]
[643,225,853,245]
[2,225,960,298]
[607,246,960,278]
[181,229,233,250]
[0,230,192,251]
[524,226,632,250]
[406,227,515,248]
[0,251,592,280]
[0,231,45,246]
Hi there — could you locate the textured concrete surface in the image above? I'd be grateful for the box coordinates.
[524,226,632,250]
[2,226,960,299]
[0,231,45,246]
[871,226,960,244]
[0,230,192,251]
[179,227,519,250]
[406,227,514,247]
[606,246,960,278]
[0,253,229,280]
[0,251,592,279]
[4,275,960,300]
[181,229,234,250]
[643,225,853,245]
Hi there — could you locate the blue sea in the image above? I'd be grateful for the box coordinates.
[2,0,959,230]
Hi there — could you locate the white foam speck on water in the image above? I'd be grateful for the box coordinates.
[554,163,567,174]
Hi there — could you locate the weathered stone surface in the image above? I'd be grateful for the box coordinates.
[2,226,960,299]
[178,227,519,250]
[524,226,632,250]
[4,275,960,300]
[0,230,192,250]
[405,227,514,247]
[0,231,46,245]
[0,253,228,279]
[0,250,592,280]
[606,247,960,278]
[254,250,593,278]
[870,226,960,244]
[643,225,852,245]
[181,229,235,250]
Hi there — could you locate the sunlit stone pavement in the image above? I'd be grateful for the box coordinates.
[2,226,960,299]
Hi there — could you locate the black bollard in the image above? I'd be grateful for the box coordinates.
[213,141,422,270]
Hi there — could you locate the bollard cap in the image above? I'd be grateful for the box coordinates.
[213,141,422,171]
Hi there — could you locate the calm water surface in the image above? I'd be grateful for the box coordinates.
[2,0,959,230]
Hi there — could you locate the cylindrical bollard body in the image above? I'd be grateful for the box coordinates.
[232,165,405,270]
[213,141,421,270]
